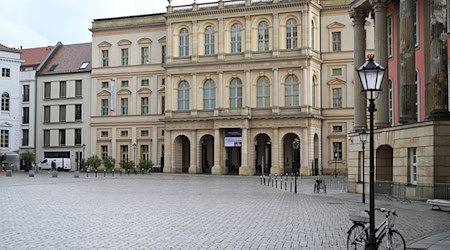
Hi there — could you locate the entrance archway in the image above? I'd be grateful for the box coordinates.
[376,145,393,181]
[283,133,300,174]
[254,134,271,175]
[200,135,214,174]
[174,135,190,173]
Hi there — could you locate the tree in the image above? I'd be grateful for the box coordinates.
[20,151,35,171]
[138,160,153,172]
[0,154,6,171]
[103,157,116,171]
[119,160,134,171]
[86,155,101,171]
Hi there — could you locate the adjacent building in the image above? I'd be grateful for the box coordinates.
[0,44,21,169]
[35,42,92,170]
[90,14,166,169]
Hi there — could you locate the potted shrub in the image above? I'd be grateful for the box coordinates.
[103,157,116,172]
[87,155,101,172]
[138,160,153,174]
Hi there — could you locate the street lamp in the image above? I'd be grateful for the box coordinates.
[356,54,386,250]
[359,130,368,203]
[292,138,300,174]
[133,143,137,174]
[333,151,338,177]
[82,144,86,171]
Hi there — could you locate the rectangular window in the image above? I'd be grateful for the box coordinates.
[413,0,419,47]
[22,129,29,146]
[141,145,149,161]
[141,130,149,136]
[75,80,82,97]
[102,50,109,67]
[120,145,129,161]
[141,97,149,115]
[44,82,51,99]
[75,129,82,145]
[121,80,128,87]
[101,99,109,116]
[141,47,149,64]
[161,78,165,86]
[59,129,66,146]
[161,129,165,136]
[75,104,82,121]
[141,79,149,86]
[0,130,9,148]
[332,125,343,132]
[332,32,341,52]
[409,148,417,185]
[43,130,50,147]
[387,15,393,58]
[332,142,343,160]
[120,130,128,137]
[331,68,342,76]
[59,81,66,98]
[1,68,10,77]
[121,98,128,115]
[59,105,66,122]
[23,85,30,102]
[121,48,129,66]
[101,145,108,160]
[162,45,167,64]
[332,88,342,108]
[161,96,165,114]
[44,106,50,123]
[101,131,109,137]
[102,81,109,88]
[23,107,29,124]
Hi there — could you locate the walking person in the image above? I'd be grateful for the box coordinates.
[49,160,56,173]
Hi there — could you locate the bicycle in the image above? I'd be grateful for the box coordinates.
[347,208,406,250]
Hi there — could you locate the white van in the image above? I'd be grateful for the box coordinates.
[38,158,72,171]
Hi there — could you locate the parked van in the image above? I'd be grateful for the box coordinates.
[37,158,72,171]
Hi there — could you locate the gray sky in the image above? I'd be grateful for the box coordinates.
[0,0,207,49]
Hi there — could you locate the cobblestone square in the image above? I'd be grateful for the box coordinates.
[1,172,449,249]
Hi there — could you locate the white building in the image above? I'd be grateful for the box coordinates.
[0,44,21,169]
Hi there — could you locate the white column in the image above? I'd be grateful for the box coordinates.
[241,128,248,169]
[167,22,173,63]
[302,68,308,106]
[189,130,198,173]
[151,75,158,115]
[111,127,117,165]
[218,18,224,61]
[272,128,280,174]
[245,70,251,108]
[218,71,223,109]
[191,73,197,113]
[272,68,279,113]
[164,130,172,172]
[152,126,158,167]
[192,20,198,62]
[273,13,279,56]
[245,15,251,58]
[212,128,223,174]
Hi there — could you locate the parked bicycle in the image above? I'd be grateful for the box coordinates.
[347,208,405,249]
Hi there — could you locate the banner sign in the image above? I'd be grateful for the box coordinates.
[224,128,242,147]
[110,79,116,111]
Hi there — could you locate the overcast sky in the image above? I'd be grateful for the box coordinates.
[1,0,210,49]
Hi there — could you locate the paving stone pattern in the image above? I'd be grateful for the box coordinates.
[0,172,449,249]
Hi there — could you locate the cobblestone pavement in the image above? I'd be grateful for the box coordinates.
[1,172,449,250]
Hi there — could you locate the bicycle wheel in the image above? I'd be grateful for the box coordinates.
[347,223,367,250]
[379,230,406,250]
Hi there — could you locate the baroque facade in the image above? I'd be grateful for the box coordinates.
[163,0,334,176]
[90,14,166,169]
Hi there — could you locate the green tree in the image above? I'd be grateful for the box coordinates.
[120,160,134,170]
[103,157,116,171]
[20,151,35,171]
[138,160,153,172]
[86,155,101,171]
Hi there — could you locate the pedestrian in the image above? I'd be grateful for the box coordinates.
[49,160,56,173]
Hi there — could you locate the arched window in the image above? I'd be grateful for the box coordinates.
[204,25,215,55]
[285,75,299,106]
[1,92,9,111]
[178,81,190,111]
[230,78,243,109]
[286,18,297,49]
[256,76,270,107]
[179,28,189,57]
[258,21,269,51]
[231,23,242,53]
[203,79,216,110]
[389,79,393,125]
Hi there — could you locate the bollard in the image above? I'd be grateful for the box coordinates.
[142,168,144,175]
[280,175,283,190]
[275,176,277,189]
[87,169,89,177]
[127,169,130,176]
[104,169,106,177]
[29,170,35,177]
[119,168,122,176]
[294,172,298,194]
[271,176,274,187]
[112,168,114,176]
[95,169,98,177]
[74,171,79,178]
[263,176,266,185]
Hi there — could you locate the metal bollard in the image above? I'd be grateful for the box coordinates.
[87,169,89,178]
[275,176,277,189]
[104,169,106,177]
[112,168,114,177]
[271,176,273,187]
[127,169,130,176]
[294,172,298,194]
[95,169,98,177]
[142,168,144,175]
[263,176,266,185]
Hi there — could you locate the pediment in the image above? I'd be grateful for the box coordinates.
[117,89,132,95]
[0,121,12,128]
[158,86,165,93]
[98,41,112,48]
[138,38,152,45]
[137,88,152,94]
[118,39,132,46]
[327,78,347,85]
[97,90,110,96]
[327,21,345,29]
[158,36,166,44]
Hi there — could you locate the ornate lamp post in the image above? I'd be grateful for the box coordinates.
[359,130,368,203]
[292,138,300,174]
[133,143,137,174]
[356,55,386,250]
[82,144,86,171]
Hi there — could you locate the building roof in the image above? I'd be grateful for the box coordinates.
[40,42,92,75]
[20,46,53,68]
[0,43,20,53]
